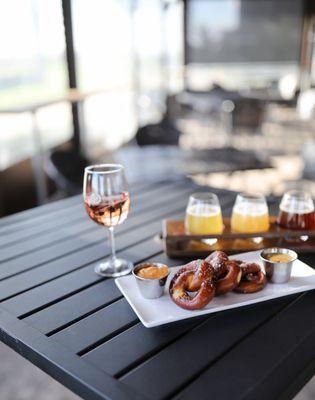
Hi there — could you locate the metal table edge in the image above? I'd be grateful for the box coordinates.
[0,306,148,400]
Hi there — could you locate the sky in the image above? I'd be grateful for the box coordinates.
[0,0,65,59]
[0,0,181,61]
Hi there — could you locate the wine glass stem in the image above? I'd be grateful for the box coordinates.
[108,226,117,262]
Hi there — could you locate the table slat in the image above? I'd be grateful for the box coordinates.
[52,298,138,354]
[173,291,315,400]
[252,334,314,400]
[0,179,152,231]
[24,279,121,335]
[0,195,80,231]
[0,180,177,246]
[21,236,166,334]
[119,296,297,400]
[0,306,145,400]
[84,296,294,388]
[0,185,197,281]
[0,215,170,302]
[84,317,204,377]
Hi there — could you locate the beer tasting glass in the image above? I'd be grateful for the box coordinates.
[83,164,133,277]
[231,193,270,233]
[185,192,224,235]
[278,190,315,230]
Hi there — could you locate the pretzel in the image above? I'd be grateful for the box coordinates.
[234,262,267,293]
[169,260,215,310]
[214,260,242,295]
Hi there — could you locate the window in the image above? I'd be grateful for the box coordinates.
[0,0,70,169]
[186,0,303,93]
[72,0,136,155]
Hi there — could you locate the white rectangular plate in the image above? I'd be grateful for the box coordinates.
[115,251,315,328]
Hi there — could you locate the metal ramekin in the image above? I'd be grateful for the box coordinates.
[260,248,297,284]
[132,263,170,299]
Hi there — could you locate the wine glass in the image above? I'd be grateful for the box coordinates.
[83,164,133,277]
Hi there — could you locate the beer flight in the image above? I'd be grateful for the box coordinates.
[185,190,315,236]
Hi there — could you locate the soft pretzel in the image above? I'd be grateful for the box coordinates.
[169,259,203,293]
[234,262,266,293]
[169,252,267,311]
[214,260,242,295]
[169,260,215,310]
[205,251,229,279]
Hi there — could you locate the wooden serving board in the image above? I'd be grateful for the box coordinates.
[162,217,315,258]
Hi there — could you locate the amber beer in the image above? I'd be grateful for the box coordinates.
[278,190,315,230]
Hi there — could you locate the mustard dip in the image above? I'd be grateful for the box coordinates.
[137,265,169,279]
[267,253,294,263]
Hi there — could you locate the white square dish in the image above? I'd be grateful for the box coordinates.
[115,250,315,328]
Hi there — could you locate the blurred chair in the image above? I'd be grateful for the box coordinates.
[45,147,90,195]
[177,84,241,116]
[136,103,180,146]
[230,98,265,133]
[135,94,182,146]
[135,114,181,146]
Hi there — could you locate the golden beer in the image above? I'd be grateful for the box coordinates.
[231,194,269,233]
[186,204,224,235]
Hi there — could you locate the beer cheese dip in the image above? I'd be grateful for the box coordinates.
[137,265,169,279]
[267,253,294,263]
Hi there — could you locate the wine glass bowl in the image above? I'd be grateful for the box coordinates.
[84,192,130,227]
[83,164,133,277]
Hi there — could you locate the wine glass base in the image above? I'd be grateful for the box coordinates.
[95,258,133,278]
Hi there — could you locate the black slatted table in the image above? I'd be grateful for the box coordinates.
[0,179,314,400]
